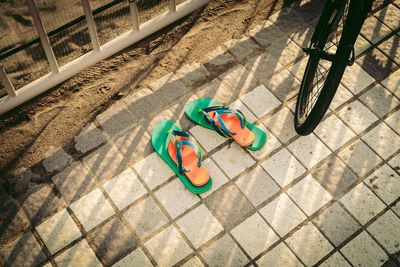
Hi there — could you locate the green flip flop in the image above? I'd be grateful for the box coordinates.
[151,120,212,194]
[185,98,267,151]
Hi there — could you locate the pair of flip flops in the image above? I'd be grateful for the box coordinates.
[151,98,267,194]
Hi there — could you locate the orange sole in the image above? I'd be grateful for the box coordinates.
[168,137,210,187]
[208,111,255,147]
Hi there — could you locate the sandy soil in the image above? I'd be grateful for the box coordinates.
[0,0,294,182]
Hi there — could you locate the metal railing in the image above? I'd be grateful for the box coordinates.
[0,0,210,114]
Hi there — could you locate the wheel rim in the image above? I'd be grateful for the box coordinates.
[298,0,350,124]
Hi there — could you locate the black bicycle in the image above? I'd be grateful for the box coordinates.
[294,0,374,135]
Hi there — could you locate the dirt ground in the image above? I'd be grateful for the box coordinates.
[0,0,294,182]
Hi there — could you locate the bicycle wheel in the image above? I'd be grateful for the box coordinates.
[294,0,369,135]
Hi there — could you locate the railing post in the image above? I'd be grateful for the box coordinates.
[0,64,17,97]
[26,0,59,74]
[81,0,101,52]
[169,0,176,12]
[128,0,140,31]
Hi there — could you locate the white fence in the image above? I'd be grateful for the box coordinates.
[0,0,210,115]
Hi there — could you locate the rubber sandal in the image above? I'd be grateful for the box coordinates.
[152,120,212,194]
[185,98,267,151]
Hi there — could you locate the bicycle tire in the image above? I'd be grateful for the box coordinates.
[294,0,371,135]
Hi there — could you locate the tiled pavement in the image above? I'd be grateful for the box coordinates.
[1,1,400,266]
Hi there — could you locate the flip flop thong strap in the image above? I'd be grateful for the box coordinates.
[201,105,247,138]
[168,130,203,174]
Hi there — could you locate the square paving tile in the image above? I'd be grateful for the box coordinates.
[112,125,152,166]
[200,158,229,198]
[244,52,283,83]
[286,222,333,266]
[248,20,286,47]
[235,166,280,206]
[0,232,46,267]
[175,62,210,89]
[338,140,382,177]
[52,162,97,204]
[219,65,260,97]
[360,16,392,44]
[288,57,308,81]
[54,239,102,267]
[263,106,297,144]
[365,164,400,205]
[287,175,332,216]
[263,69,300,102]
[189,125,226,153]
[313,202,360,246]
[257,242,303,267]
[42,146,72,173]
[385,109,400,135]
[315,115,355,151]
[312,156,358,198]
[224,37,261,62]
[83,144,127,184]
[200,234,249,267]
[248,127,282,160]
[381,68,400,97]
[133,152,175,189]
[367,210,400,253]
[19,183,66,226]
[112,248,152,267]
[0,198,30,244]
[340,183,386,225]
[329,84,354,110]
[289,22,314,48]
[74,123,107,153]
[70,188,114,231]
[195,78,236,104]
[122,87,160,120]
[356,48,397,81]
[205,184,255,230]
[360,84,400,118]
[241,85,281,119]
[148,73,190,106]
[320,252,351,267]
[145,225,192,266]
[87,217,137,266]
[340,231,388,267]
[146,95,197,133]
[378,34,400,65]
[267,38,303,66]
[340,63,375,94]
[103,168,147,210]
[155,179,199,219]
[177,204,223,248]
[259,193,306,237]
[288,134,331,169]
[36,209,81,254]
[205,46,237,75]
[231,213,279,258]
[268,8,307,33]
[123,196,168,239]
[362,122,400,160]
[229,99,258,123]
[374,4,400,31]
[337,100,379,134]
[96,101,135,137]
[212,143,255,179]
[261,148,306,188]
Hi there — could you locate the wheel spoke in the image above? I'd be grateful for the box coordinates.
[299,0,350,123]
